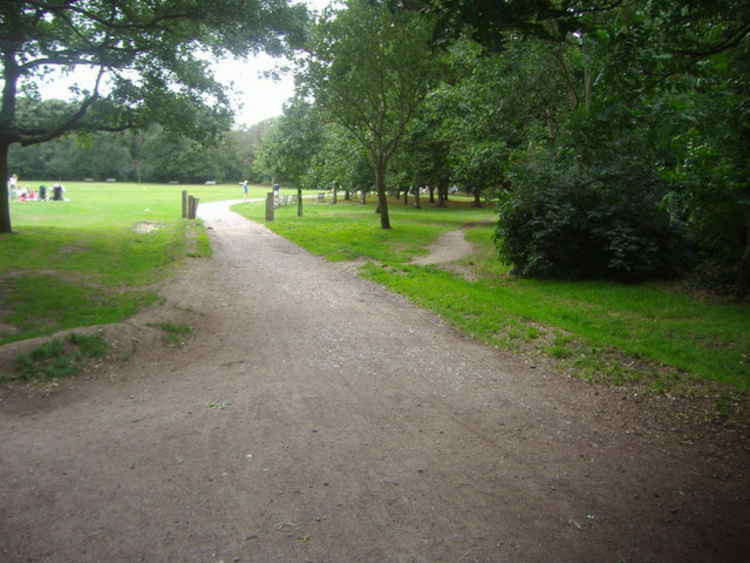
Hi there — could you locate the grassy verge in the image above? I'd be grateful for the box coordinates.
[0,181,237,345]
[2,332,110,383]
[232,196,493,263]
[235,198,750,393]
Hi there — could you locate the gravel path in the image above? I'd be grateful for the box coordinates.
[0,201,747,562]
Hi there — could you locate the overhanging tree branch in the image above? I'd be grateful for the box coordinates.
[16,66,106,146]
[672,22,750,58]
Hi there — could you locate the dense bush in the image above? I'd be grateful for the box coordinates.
[495,149,689,281]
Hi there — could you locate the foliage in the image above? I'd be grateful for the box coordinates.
[1,0,308,231]
[306,124,371,195]
[253,98,323,186]
[9,121,263,184]
[423,0,750,293]
[496,142,687,281]
[297,0,441,228]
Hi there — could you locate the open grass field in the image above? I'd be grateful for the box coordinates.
[234,197,750,393]
[0,181,271,344]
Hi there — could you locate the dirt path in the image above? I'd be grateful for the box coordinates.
[1,201,747,562]
[410,229,475,265]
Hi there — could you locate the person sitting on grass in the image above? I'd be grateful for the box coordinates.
[17,186,35,201]
[51,183,65,201]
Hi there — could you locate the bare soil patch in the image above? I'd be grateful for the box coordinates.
[132,221,163,234]
[411,228,475,266]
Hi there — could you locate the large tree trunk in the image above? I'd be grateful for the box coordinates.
[344,189,350,201]
[375,156,391,229]
[332,184,338,204]
[428,185,435,203]
[473,186,482,208]
[436,179,448,208]
[414,186,421,209]
[361,188,367,204]
[297,186,303,217]
[0,141,12,233]
[403,187,408,206]
[737,218,750,298]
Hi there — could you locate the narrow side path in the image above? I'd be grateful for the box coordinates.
[410,228,475,265]
[0,201,746,562]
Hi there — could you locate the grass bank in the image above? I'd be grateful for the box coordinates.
[234,197,750,393]
[0,181,254,344]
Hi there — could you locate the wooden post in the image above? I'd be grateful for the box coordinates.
[187,195,199,219]
[181,190,187,218]
[265,192,274,221]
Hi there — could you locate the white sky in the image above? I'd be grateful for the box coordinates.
[212,52,297,129]
[33,0,332,129]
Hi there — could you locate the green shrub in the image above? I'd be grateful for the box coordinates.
[495,148,688,281]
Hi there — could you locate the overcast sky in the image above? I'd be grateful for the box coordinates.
[213,0,332,128]
[35,0,331,129]
[212,51,297,129]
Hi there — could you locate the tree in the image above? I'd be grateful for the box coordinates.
[231,119,279,183]
[306,123,368,203]
[422,0,750,291]
[253,97,322,216]
[297,0,440,228]
[1,0,308,232]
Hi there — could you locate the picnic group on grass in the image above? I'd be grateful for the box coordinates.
[8,174,67,202]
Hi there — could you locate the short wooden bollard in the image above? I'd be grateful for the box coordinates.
[265,192,275,221]
[187,195,199,219]
[181,190,187,218]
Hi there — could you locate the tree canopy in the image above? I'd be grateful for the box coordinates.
[296,0,441,228]
[1,0,308,231]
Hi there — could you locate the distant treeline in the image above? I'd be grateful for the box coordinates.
[9,119,275,185]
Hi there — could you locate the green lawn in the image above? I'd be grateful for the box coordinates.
[235,197,750,392]
[233,195,494,263]
[0,181,269,344]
